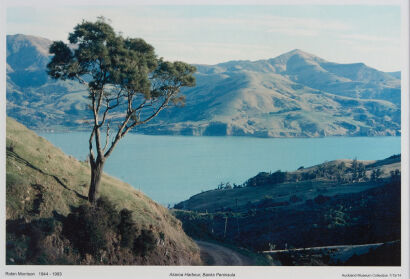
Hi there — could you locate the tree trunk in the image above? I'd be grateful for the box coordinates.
[88,158,104,203]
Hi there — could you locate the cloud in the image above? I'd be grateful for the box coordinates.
[261,15,351,37]
[333,39,400,71]
[339,33,399,43]
[6,5,401,71]
[113,13,352,39]
[151,40,281,64]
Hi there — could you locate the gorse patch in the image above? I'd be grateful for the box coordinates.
[118,208,138,249]
[6,218,57,264]
[133,229,157,256]
[62,197,157,257]
[62,198,116,256]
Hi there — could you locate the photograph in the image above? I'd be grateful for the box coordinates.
[1,0,409,278]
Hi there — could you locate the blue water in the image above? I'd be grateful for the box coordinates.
[38,132,401,205]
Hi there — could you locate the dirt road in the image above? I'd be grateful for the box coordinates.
[195,240,254,266]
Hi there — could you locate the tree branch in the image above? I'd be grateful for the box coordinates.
[89,126,96,165]
[103,122,110,152]
[75,74,88,85]
[91,89,104,159]
[103,111,132,158]
[97,96,120,129]
[120,90,175,138]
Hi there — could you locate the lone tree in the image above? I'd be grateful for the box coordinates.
[47,18,196,203]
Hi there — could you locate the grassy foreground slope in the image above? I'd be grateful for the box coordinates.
[6,117,200,265]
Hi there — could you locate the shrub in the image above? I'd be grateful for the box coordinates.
[246,170,287,187]
[270,170,287,184]
[62,197,157,258]
[289,195,302,203]
[133,229,157,256]
[371,169,383,181]
[257,196,273,208]
[6,218,56,264]
[301,171,317,181]
[63,204,107,256]
[31,218,56,235]
[7,141,16,152]
[390,169,401,183]
[314,195,330,205]
[62,197,120,257]
[96,196,121,227]
[118,209,137,249]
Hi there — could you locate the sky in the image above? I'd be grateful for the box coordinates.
[6,2,402,72]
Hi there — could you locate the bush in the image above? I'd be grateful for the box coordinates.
[257,196,273,208]
[246,170,287,187]
[314,195,330,205]
[118,209,137,249]
[301,171,317,181]
[62,198,120,257]
[7,141,16,152]
[28,219,56,262]
[6,218,56,264]
[31,218,56,235]
[62,197,157,258]
[133,229,157,256]
[96,197,121,227]
[289,195,302,203]
[390,169,401,183]
[63,204,106,256]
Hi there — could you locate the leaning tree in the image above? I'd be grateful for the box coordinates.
[47,18,196,203]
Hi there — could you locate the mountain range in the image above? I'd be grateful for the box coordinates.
[6,34,401,137]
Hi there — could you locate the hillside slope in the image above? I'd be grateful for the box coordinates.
[144,49,400,137]
[173,156,401,264]
[175,156,400,212]
[6,117,201,265]
[6,35,401,137]
[6,34,89,129]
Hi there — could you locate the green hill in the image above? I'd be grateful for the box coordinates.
[173,156,401,263]
[6,117,201,265]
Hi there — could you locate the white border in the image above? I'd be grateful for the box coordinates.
[1,0,7,273]
[401,0,410,275]
[1,1,409,278]
[4,0,403,7]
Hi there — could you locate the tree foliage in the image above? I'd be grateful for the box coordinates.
[245,170,287,187]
